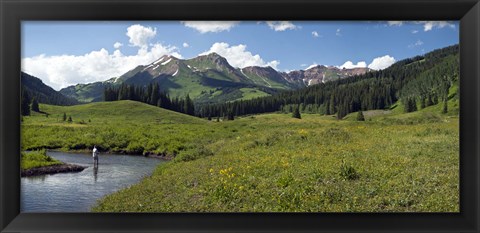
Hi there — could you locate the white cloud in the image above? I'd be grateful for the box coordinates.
[312,31,319,37]
[200,42,279,69]
[126,24,157,49]
[411,30,418,34]
[181,21,239,33]
[113,42,123,49]
[336,28,341,36]
[338,61,367,69]
[337,55,396,71]
[388,21,403,26]
[408,40,424,48]
[367,55,396,70]
[266,21,298,31]
[387,21,455,32]
[421,21,455,31]
[22,25,183,90]
[183,42,189,48]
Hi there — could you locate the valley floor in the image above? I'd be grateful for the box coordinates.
[22,101,459,212]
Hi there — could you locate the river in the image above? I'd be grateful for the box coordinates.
[21,151,164,212]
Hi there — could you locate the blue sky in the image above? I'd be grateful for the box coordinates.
[21,21,459,90]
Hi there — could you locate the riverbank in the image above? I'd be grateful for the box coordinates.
[21,163,86,177]
[46,149,174,160]
[21,149,87,177]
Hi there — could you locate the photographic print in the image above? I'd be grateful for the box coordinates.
[20,21,459,213]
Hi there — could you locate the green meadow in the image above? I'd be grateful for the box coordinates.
[21,100,459,212]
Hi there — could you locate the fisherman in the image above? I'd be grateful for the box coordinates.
[93,145,99,166]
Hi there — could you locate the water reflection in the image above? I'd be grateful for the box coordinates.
[21,151,164,212]
[93,165,98,183]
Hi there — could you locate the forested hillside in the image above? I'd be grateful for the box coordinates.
[197,45,459,119]
[21,72,78,106]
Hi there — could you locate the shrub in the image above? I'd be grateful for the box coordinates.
[292,106,301,119]
[339,160,359,180]
[175,145,214,162]
[356,111,365,121]
[126,142,144,154]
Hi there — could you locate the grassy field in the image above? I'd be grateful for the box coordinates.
[21,149,62,170]
[22,100,459,212]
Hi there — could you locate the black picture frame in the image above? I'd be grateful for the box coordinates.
[1,0,479,232]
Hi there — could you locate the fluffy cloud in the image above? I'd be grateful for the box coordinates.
[126,24,157,48]
[200,42,279,69]
[182,21,239,33]
[411,30,419,34]
[336,28,341,36]
[338,55,396,71]
[266,21,298,31]
[113,42,123,49]
[22,25,182,90]
[182,42,189,48]
[312,31,319,37]
[338,61,368,69]
[367,55,396,70]
[421,21,455,31]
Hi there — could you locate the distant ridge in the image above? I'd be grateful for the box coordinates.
[58,53,369,104]
[21,72,78,106]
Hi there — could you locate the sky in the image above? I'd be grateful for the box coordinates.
[21,21,459,90]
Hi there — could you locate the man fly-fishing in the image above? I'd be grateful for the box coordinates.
[93,145,99,166]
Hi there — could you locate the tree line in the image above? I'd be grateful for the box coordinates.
[21,88,40,116]
[103,82,195,116]
[196,45,459,119]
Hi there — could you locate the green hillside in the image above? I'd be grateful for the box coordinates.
[241,67,291,90]
[22,101,207,156]
[59,81,112,102]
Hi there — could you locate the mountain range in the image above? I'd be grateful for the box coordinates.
[58,53,370,104]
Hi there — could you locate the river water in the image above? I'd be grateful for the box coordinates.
[21,151,164,212]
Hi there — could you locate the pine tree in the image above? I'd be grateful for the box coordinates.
[31,97,40,112]
[410,98,418,112]
[184,94,195,116]
[356,111,365,121]
[337,104,345,120]
[227,111,235,121]
[67,116,72,123]
[442,100,448,114]
[420,97,426,109]
[63,113,67,121]
[21,89,31,116]
[329,95,335,115]
[292,105,301,119]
